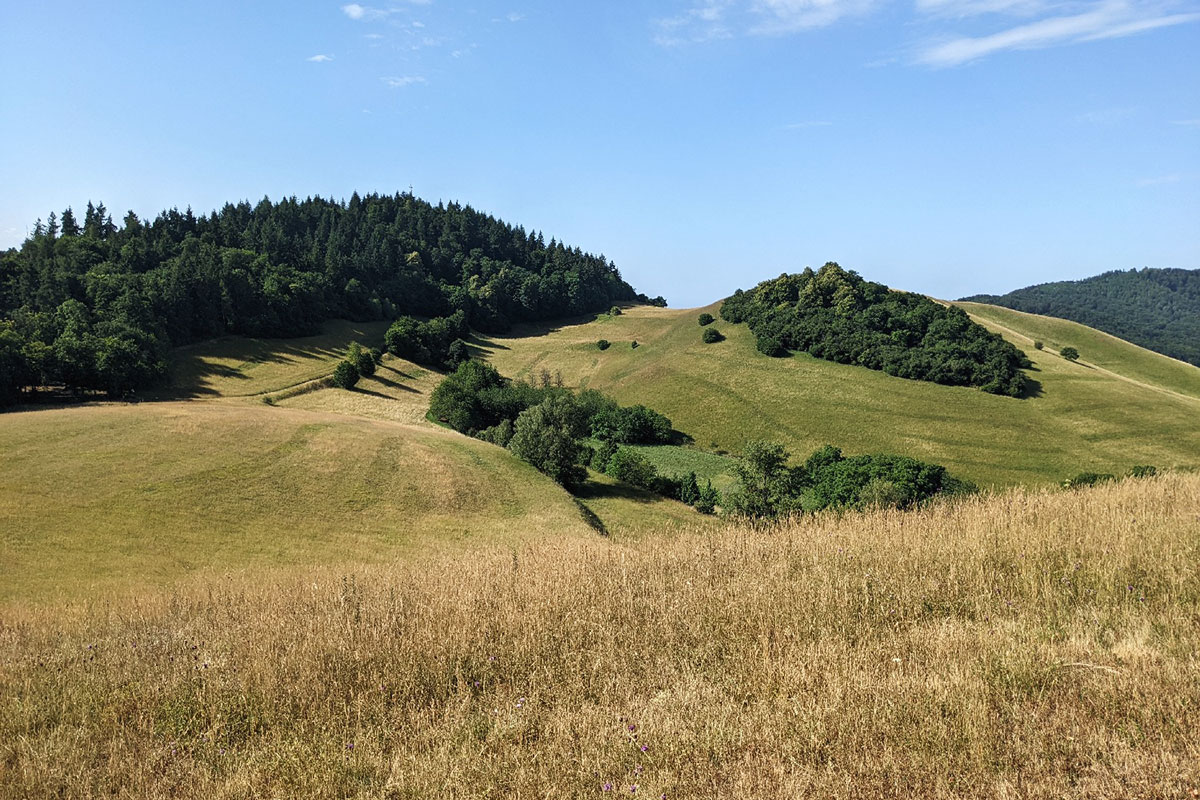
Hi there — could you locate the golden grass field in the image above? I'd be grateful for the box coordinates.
[479,303,1200,488]
[2,474,1197,798]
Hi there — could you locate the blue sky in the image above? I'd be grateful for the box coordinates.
[1,1,1197,306]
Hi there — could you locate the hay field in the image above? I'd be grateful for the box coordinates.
[2,474,1197,798]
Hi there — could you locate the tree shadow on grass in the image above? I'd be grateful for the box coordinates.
[351,386,397,400]
[573,480,662,505]
[1020,376,1045,399]
[368,373,420,394]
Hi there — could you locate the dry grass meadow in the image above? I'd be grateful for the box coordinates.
[3,473,1197,799]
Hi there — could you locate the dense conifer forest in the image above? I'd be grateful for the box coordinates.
[721,263,1032,396]
[0,193,654,403]
[961,268,1200,367]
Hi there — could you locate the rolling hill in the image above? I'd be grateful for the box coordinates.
[4,291,1200,602]
[477,301,1200,488]
[0,320,707,604]
[961,267,1200,366]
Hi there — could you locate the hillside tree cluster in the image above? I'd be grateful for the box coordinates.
[429,361,674,487]
[721,263,1032,396]
[725,441,977,519]
[0,193,658,404]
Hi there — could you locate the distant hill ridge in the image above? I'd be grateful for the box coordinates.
[961,268,1200,366]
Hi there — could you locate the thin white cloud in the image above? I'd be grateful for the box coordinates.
[916,0,1049,18]
[1076,106,1135,123]
[1137,173,1183,186]
[916,2,1200,66]
[306,54,334,62]
[653,1,734,46]
[381,75,427,88]
[655,0,879,44]
[342,1,430,22]
[784,120,834,128]
[749,0,882,34]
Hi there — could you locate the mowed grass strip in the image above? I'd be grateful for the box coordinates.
[0,402,595,604]
[480,303,1200,488]
[2,474,1197,798]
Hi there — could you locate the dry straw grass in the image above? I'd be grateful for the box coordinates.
[3,475,1198,798]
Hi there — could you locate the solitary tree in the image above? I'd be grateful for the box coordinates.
[331,360,360,389]
[1060,346,1079,362]
[508,395,589,487]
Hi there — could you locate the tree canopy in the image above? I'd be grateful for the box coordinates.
[0,193,649,402]
[721,263,1031,396]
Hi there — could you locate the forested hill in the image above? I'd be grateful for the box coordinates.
[961,268,1200,367]
[0,193,654,401]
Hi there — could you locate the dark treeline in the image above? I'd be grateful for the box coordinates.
[0,193,656,403]
[961,267,1200,367]
[721,263,1031,396]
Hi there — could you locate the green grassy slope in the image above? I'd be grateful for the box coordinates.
[0,402,596,604]
[479,304,1200,488]
[955,301,1200,400]
[161,319,392,399]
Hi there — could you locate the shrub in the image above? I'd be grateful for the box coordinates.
[1060,346,1080,362]
[609,306,622,316]
[477,419,515,448]
[756,334,785,357]
[702,328,724,344]
[348,342,375,377]
[678,472,700,505]
[694,480,719,514]
[698,313,715,326]
[508,396,590,487]
[369,347,383,364]
[591,404,673,444]
[445,338,470,370]
[331,360,360,390]
[590,440,618,473]
[631,341,639,349]
[1127,465,1157,479]
[1033,341,1044,350]
[606,447,658,489]
[597,339,610,351]
[1063,472,1115,489]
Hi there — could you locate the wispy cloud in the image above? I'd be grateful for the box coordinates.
[342,1,430,22]
[749,0,883,34]
[655,0,881,44]
[915,0,1049,19]
[306,54,334,62]
[783,120,833,128]
[1076,106,1135,123]
[653,0,1200,67]
[381,75,427,88]
[917,2,1200,66]
[1137,173,1183,186]
[653,1,734,46]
